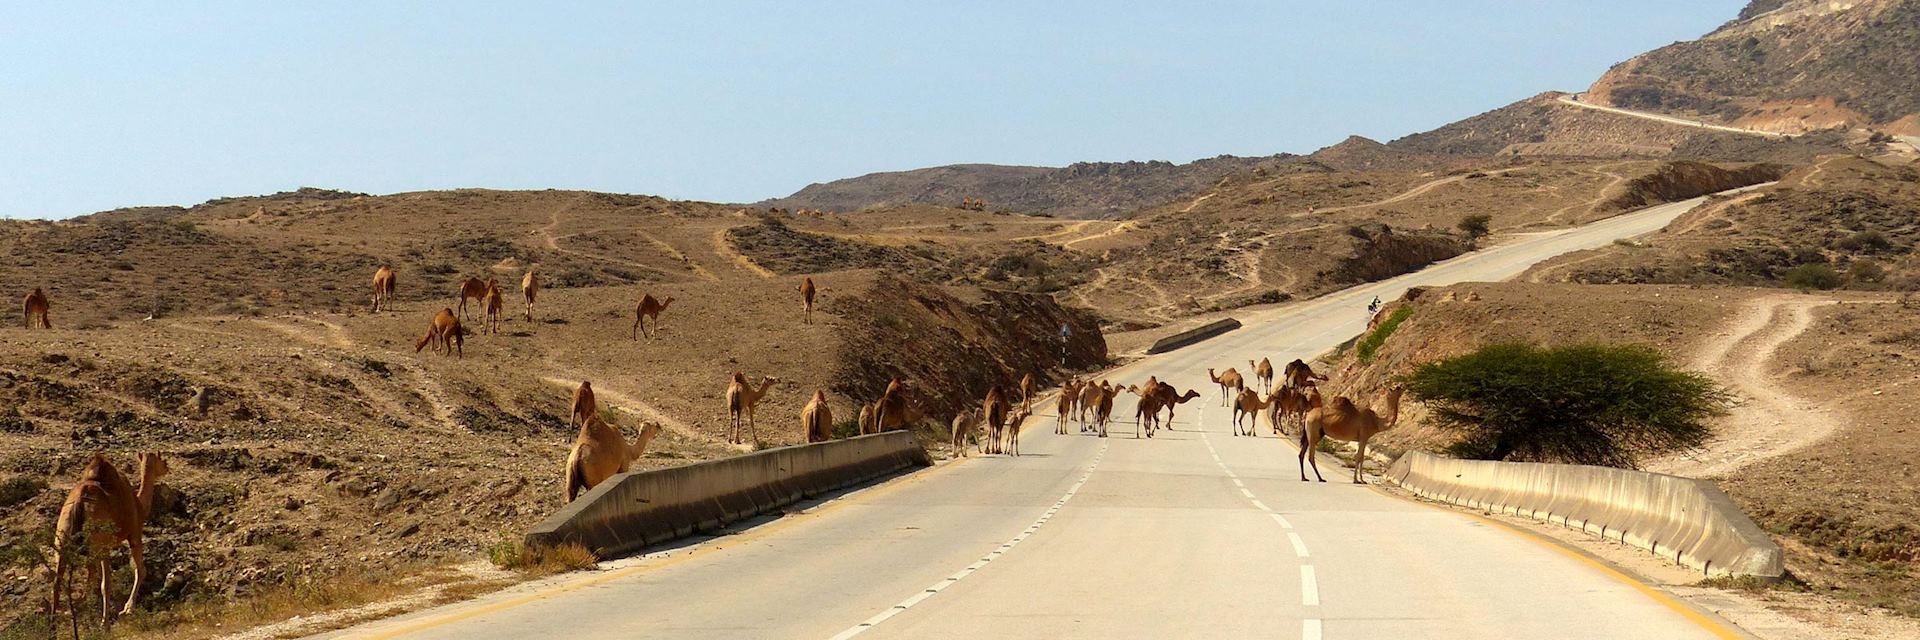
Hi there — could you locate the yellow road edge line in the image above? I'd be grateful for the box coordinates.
[349,456,975,640]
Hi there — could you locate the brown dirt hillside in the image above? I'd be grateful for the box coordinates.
[1387,92,1849,161]
[1526,156,1920,289]
[0,269,1104,636]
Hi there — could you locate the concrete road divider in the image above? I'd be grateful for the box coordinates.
[1387,451,1783,579]
[527,432,932,557]
[1146,318,1241,354]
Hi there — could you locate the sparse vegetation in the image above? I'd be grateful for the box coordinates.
[486,534,598,576]
[1356,306,1414,364]
[1784,263,1842,290]
[1456,214,1491,240]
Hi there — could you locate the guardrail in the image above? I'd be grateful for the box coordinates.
[1146,318,1241,354]
[1386,451,1783,579]
[527,431,932,557]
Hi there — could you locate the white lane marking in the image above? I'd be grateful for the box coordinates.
[1249,499,1269,512]
[828,442,1108,640]
[1271,513,1293,529]
[1239,488,1256,499]
[1300,566,1320,606]
[1231,478,1244,488]
[1287,532,1310,558]
[1303,619,1323,640]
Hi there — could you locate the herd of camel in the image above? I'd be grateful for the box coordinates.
[28,255,1401,630]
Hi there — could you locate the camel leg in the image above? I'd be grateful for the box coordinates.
[121,536,143,615]
[632,317,640,341]
[1353,438,1369,484]
[747,409,758,447]
[95,557,110,629]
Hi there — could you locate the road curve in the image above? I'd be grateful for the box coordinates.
[1559,94,1790,140]
[318,194,1747,640]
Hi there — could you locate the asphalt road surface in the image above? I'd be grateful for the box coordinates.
[322,193,1751,640]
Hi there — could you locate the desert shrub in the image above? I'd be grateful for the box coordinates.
[0,475,46,509]
[1402,342,1728,468]
[832,418,862,440]
[1848,259,1886,284]
[1783,263,1842,290]
[486,534,598,576]
[1457,214,1492,240]
[1834,230,1892,253]
[1355,306,1414,364]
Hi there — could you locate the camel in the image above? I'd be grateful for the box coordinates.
[413,308,465,358]
[858,404,875,436]
[871,378,930,433]
[51,452,169,627]
[564,414,662,502]
[798,277,817,325]
[22,287,51,329]
[1208,368,1244,406]
[981,386,1010,455]
[1130,385,1164,438]
[569,381,597,430]
[801,389,833,443]
[1055,380,1080,435]
[1231,388,1275,437]
[1142,381,1201,430]
[631,294,675,340]
[726,372,779,445]
[1076,381,1103,426]
[456,277,490,319]
[950,409,979,456]
[1299,387,1404,483]
[370,267,396,313]
[1018,373,1037,411]
[521,269,539,322]
[1282,359,1329,389]
[1003,406,1029,456]
[1267,384,1313,436]
[482,280,504,335]
[1092,383,1115,438]
[1250,358,1275,390]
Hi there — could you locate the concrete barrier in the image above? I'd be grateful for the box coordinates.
[1386,451,1783,579]
[1146,318,1242,354]
[526,431,932,557]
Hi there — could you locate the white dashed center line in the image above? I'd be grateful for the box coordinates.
[1202,424,1323,636]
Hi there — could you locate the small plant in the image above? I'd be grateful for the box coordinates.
[831,418,862,440]
[487,533,597,576]
[1356,306,1414,364]
[1457,214,1492,240]
[1848,259,1886,284]
[1783,263,1842,290]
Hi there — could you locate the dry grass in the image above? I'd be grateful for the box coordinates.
[485,535,598,578]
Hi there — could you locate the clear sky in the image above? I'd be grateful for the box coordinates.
[0,1,1745,219]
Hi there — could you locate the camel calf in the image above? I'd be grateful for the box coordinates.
[1003,406,1029,456]
[52,452,169,626]
[483,280,505,335]
[414,308,465,358]
[950,409,979,456]
[801,389,833,443]
[370,267,396,313]
[799,277,817,325]
[521,269,539,322]
[23,287,50,329]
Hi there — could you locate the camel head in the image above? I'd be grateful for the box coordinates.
[136,452,170,482]
[1176,389,1201,402]
[660,296,676,309]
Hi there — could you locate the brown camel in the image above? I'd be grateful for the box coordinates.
[726,372,779,445]
[1130,384,1165,438]
[482,280,505,335]
[413,308,465,358]
[1076,381,1103,426]
[951,409,980,456]
[1003,405,1029,456]
[1091,382,1115,438]
[858,404,875,436]
[521,269,539,322]
[22,287,51,329]
[1250,358,1275,390]
[1054,380,1080,435]
[632,294,675,340]
[370,267,396,313]
[871,378,930,433]
[1299,387,1404,483]
[1267,383,1313,436]
[1207,368,1244,406]
[1018,373,1037,412]
[1143,382,1201,430]
[798,277,817,325]
[51,452,170,626]
[801,389,833,443]
[1282,359,1329,389]
[981,386,1010,455]
[564,414,662,502]
[1231,388,1275,437]
[569,380,597,430]
[456,277,489,319]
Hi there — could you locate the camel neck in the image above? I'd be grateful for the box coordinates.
[134,467,160,520]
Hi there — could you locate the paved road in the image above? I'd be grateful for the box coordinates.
[1559,94,1790,140]
[323,194,1747,640]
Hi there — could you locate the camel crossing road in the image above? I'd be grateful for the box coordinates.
[323,192,1752,640]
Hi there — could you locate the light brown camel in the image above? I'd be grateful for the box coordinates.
[1250,358,1275,390]
[1267,383,1313,436]
[801,389,833,443]
[1231,388,1275,437]
[1054,380,1080,435]
[1092,382,1115,438]
[1130,384,1165,438]
[1282,359,1329,389]
[951,409,980,456]
[981,386,1009,455]
[858,404,875,436]
[632,294,675,340]
[871,378,930,433]
[569,380,597,430]
[1018,373,1037,412]
[798,277,817,325]
[456,277,489,319]
[413,308,465,358]
[1142,381,1201,430]
[1208,368,1244,406]
[370,267,396,313]
[726,372,779,445]
[483,280,504,335]
[1299,386,1404,483]
[51,452,169,626]
[521,269,539,322]
[23,287,51,329]
[564,414,662,502]
[1076,381,1103,426]
[1003,405,1029,456]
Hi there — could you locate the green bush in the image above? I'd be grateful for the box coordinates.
[1783,263,1842,290]
[1402,342,1728,468]
[1848,259,1886,284]
[1457,214,1492,239]
[1356,306,1414,364]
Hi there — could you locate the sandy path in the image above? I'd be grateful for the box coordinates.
[1650,295,1838,477]
[711,228,777,279]
[1061,220,1138,249]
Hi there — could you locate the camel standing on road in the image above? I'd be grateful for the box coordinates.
[726,372,779,445]
[1077,381,1103,426]
[632,294,675,340]
[413,308,465,358]
[1131,385,1165,438]
[1092,383,1115,438]
[1144,382,1201,430]
[22,287,51,329]
[482,281,505,335]
[51,452,170,627]
[798,277,817,325]
[521,269,539,322]
[1282,359,1328,389]
[1231,388,1275,437]
[1299,387,1404,483]
[801,389,833,443]
[456,277,489,319]
[1208,368,1244,406]
[1003,406,1029,456]
[981,386,1010,455]
[951,409,980,456]
[1268,384,1313,436]
[1018,373,1037,412]
[1250,358,1274,391]
[569,381,597,430]
[564,414,662,502]
[370,267,396,313]
[1055,381,1080,435]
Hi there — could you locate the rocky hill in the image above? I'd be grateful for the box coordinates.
[1384,92,1847,162]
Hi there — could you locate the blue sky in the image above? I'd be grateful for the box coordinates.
[0,2,1744,219]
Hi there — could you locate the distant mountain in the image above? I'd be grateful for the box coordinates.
[1584,0,1920,134]
[760,155,1302,219]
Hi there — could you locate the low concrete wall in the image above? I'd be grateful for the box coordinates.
[1146,318,1241,354]
[526,431,932,557]
[1387,451,1783,579]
